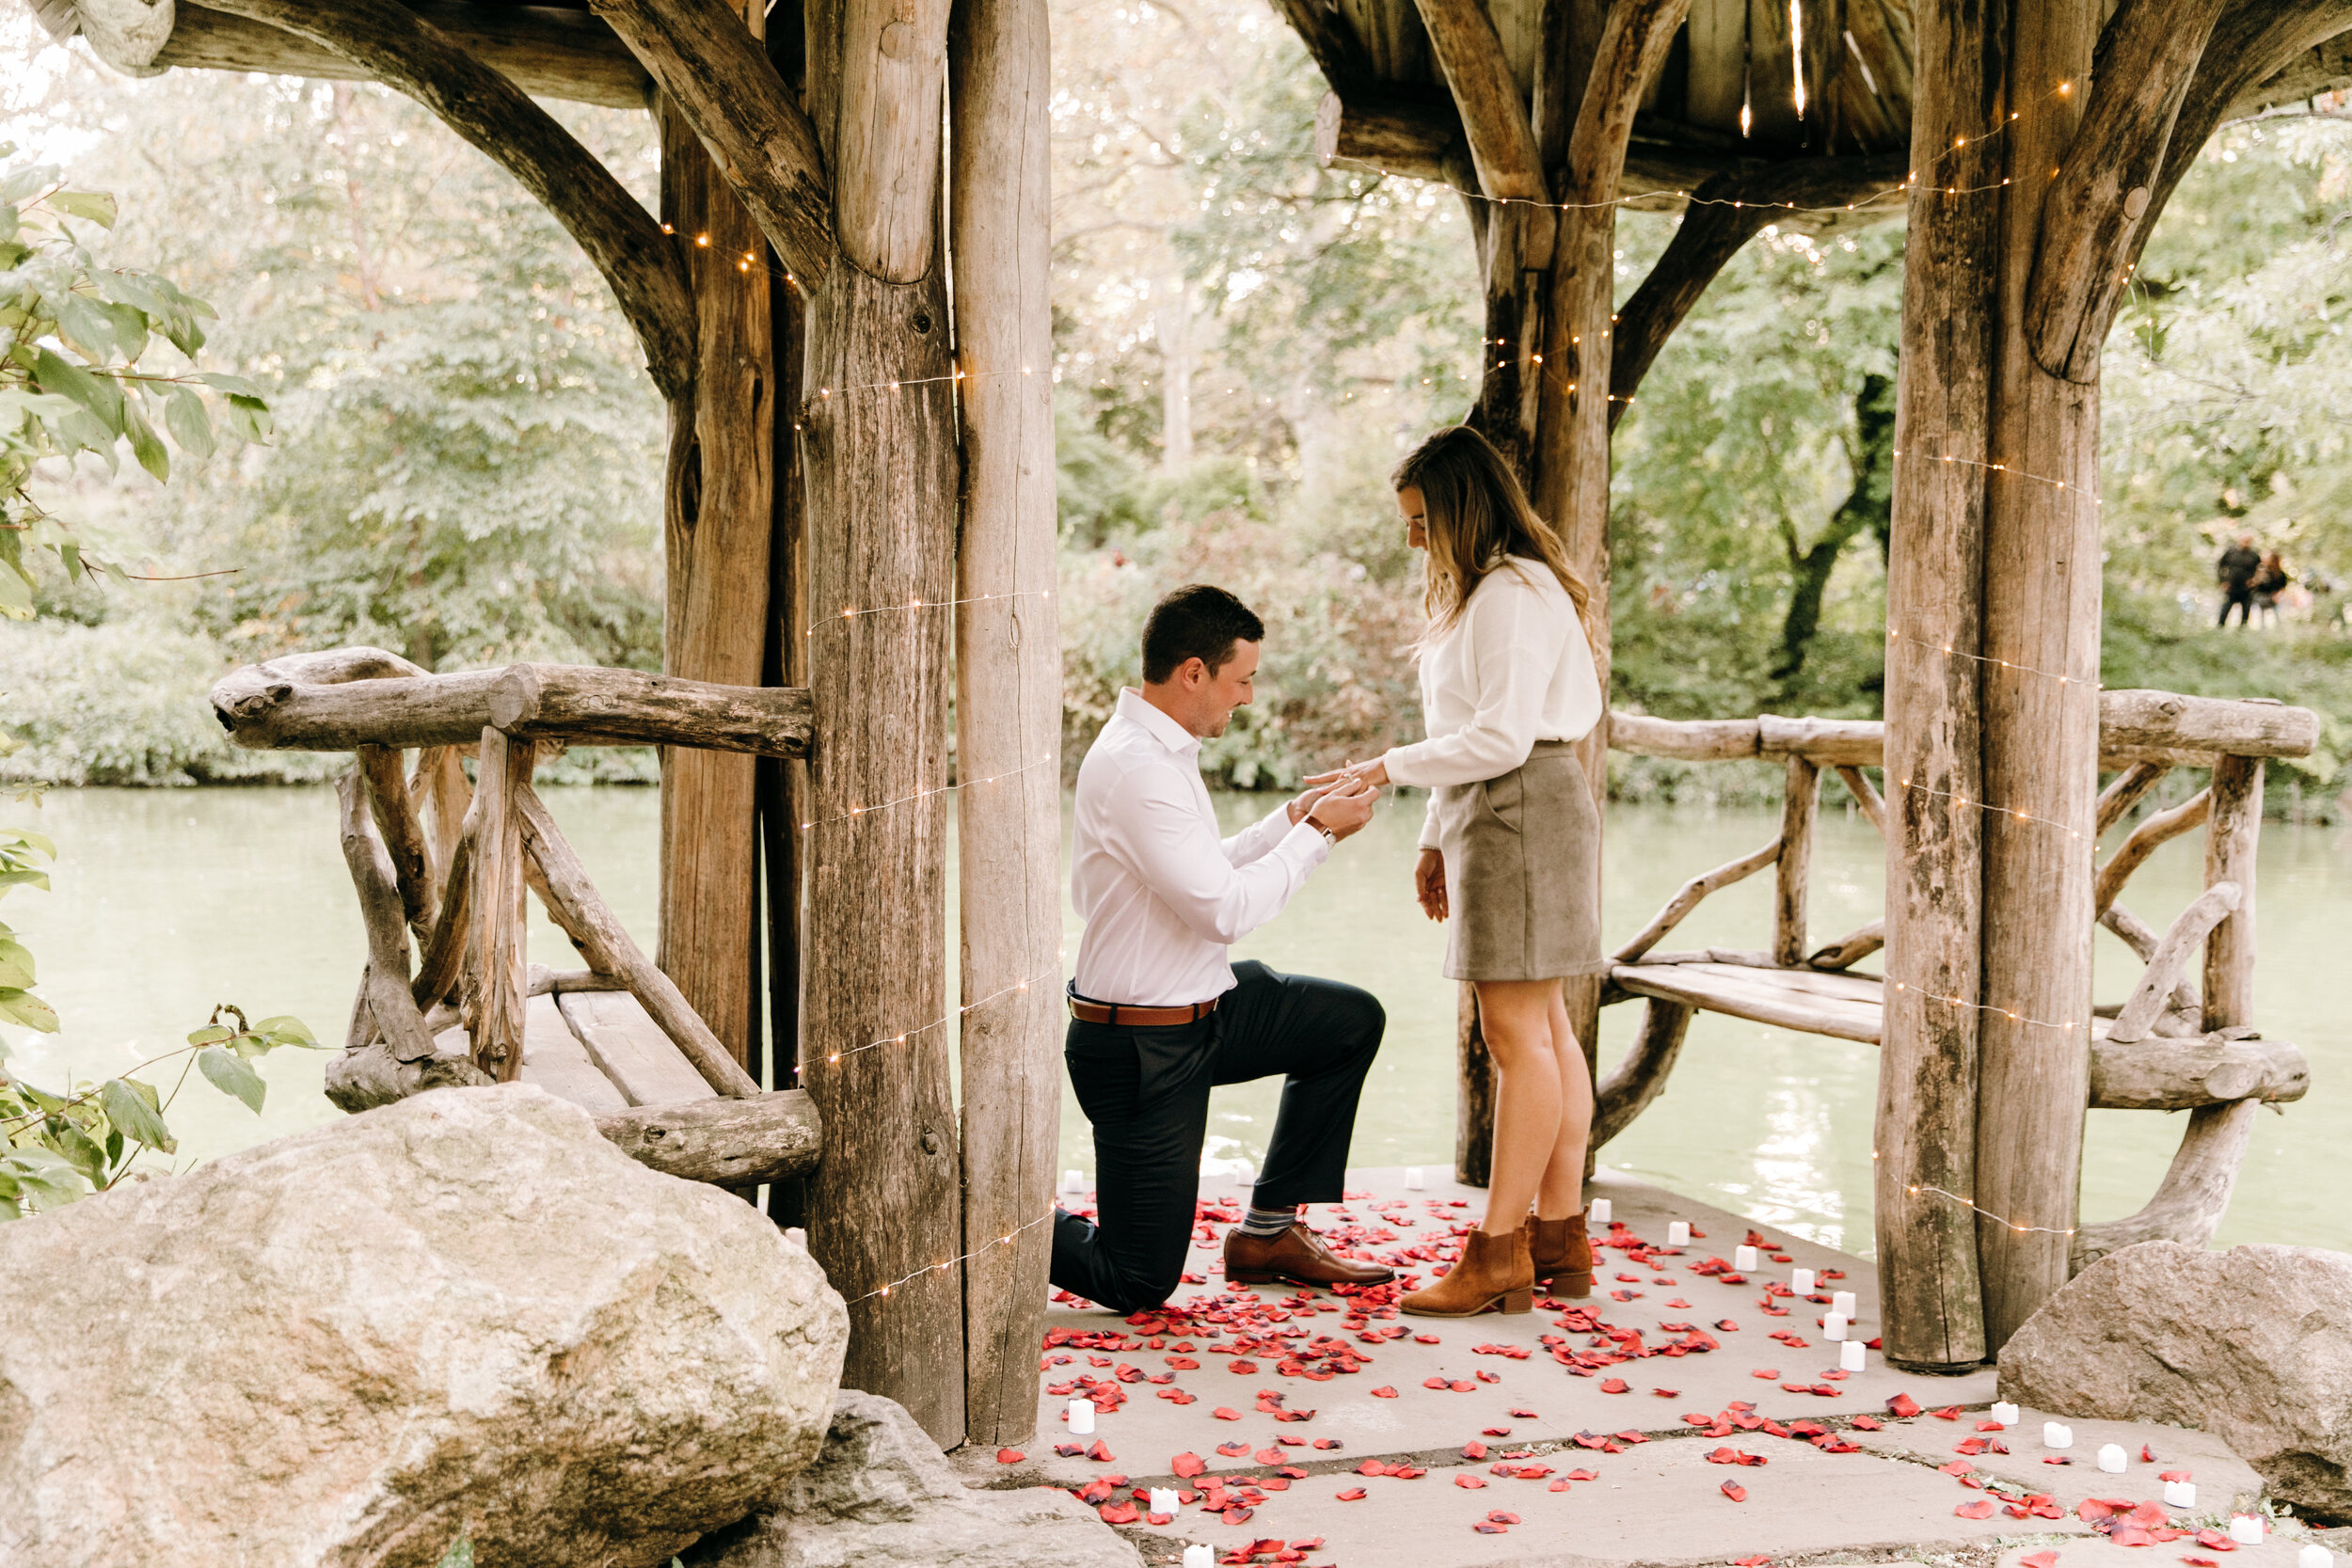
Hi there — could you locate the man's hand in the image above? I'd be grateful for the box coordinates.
[1285,781,1338,827]
[1414,847,1447,921]
[1305,778,1378,842]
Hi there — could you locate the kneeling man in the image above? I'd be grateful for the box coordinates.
[1052,583,1395,1313]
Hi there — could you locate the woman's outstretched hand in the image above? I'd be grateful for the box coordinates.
[1414,847,1447,922]
[1305,756,1391,790]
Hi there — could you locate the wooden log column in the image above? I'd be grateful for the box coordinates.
[2202,754,2264,1031]
[950,0,1060,1449]
[800,0,966,1445]
[1971,0,2103,1351]
[657,14,776,1069]
[1874,0,1999,1371]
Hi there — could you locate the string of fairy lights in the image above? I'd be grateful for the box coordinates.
[746,64,2143,1286]
[1869,1153,2081,1237]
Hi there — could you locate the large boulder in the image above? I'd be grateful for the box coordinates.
[0,1083,848,1568]
[1999,1241,2352,1519]
[686,1390,1142,1568]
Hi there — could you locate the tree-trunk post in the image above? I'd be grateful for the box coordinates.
[1773,755,1820,966]
[468,727,532,1082]
[1874,0,1997,1372]
[1972,0,2104,1351]
[2201,753,2263,1032]
[949,0,1059,1449]
[1454,983,1497,1186]
[799,0,967,1446]
[655,9,776,1071]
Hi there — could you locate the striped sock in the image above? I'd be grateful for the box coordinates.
[1236,1203,1298,1238]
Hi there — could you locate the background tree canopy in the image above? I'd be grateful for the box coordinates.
[1,3,2346,805]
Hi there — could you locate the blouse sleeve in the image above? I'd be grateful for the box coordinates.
[1381,570,1572,788]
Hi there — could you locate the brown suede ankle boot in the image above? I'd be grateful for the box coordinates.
[1399,1225,1534,1318]
[1529,1211,1594,1298]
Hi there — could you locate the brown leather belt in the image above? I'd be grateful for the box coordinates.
[1067,994,1220,1026]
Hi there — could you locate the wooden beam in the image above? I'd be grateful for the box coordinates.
[2100,689,2318,760]
[514,782,764,1099]
[1454,984,1499,1185]
[2106,881,2239,1043]
[2070,1099,2258,1274]
[594,1089,823,1185]
[357,742,435,942]
[1874,0,1998,1373]
[410,800,477,1012]
[2088,1031,2307,1111]
[1590,998,1694,1148]
[2221,23,2352,120]
[949,0,1060,1450]
[2094,760,2170,839]
[148,2,654,110]
[1272,0,1378,94]
[1314,88,1466,182]
[2093,785,2209,917]
[1411,0,1550,204]
[1608,154,1906,427]
[1684,0,1746,133]
[1773,756,1820,966]
[1835,764,1885,832]
[2025,0,2232,382]
[467,728,532,1083]
[1613,837,1781,962]
[1745,0,1801,145]
[585,0,834,288]
[1806,916,1884,971]
[334,770,438,1067]
[199,0,695,400]
[2201,755,2264,1034]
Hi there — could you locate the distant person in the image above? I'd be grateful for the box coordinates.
[2217,532,2262,626]
[1051,583,1393,1313]
[1318,426,1605,1317]
[2251,550,2291,628]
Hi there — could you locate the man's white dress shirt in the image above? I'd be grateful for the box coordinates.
[1071,689,1333,1006]
[1379,557,1602,849]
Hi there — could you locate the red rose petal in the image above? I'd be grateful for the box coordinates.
[1371,1386,1399,1399]
[1886,1393,1922,1418]
[1600,1379,1630,1394]
[1336,1487,1367,1501]
[2020,1553,2059,1568]
[1954,1499,1995,1519]
[1549,1479,1572,1492]
[1172,1452,1207,1478]
[1088,1440,1113,1462]
[1463,1440,1489,1460]
[995,1448,1025,1464]
[1454,1473,1487,1489]
[1213,1407,1243,1421]
[1753,1369,1781,1379]
[1473,1522,1509,1534]
[1722,1481,1748,1502]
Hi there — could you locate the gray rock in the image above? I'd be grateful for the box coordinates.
[1999,1240,2352,1519]
[0,1083,847,1568]
[688,1390,1142,1568]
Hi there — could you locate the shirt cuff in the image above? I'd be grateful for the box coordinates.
[1277,816,1335,873]
[1418,797,1441,851]
[1380,743,1433,787]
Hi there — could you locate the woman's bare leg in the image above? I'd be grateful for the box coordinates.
[1470,979,1565,1238]
[1535,982,1592,1219]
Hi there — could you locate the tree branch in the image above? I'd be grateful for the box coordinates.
[2025,0,2233,383]
[1609,153,1905,426]
[201,0,695,400]
[1410,0,1550,204]
[584,0,835,288]
[1268,0,1377,96]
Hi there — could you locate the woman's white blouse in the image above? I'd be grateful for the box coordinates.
[1378,557,1602,849]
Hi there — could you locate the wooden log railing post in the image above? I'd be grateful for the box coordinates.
[2202,754,2264,1032]
[1773,756,1820,967]
[358,743,435,942]
[1454,984,1498,1187]
[467,728,532,1082]
[950,0,1060,1449]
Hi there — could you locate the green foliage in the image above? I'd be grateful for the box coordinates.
[0,1005,322,1220]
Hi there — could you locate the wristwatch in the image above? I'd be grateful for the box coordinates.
[1306,815,1337,847]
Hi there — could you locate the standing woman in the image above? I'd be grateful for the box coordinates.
[1323,425,1605,1316]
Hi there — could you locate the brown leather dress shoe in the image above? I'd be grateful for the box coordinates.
[1224,1223,1396,1290]
[1530,1211,1595,1297]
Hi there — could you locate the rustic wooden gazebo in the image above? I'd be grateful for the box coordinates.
[31,0,1059,1449]
[1273,0,2352,1370]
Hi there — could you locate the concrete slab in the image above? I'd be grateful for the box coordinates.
[1849,1406,2269,1517]
[1026,1166,1994,1495]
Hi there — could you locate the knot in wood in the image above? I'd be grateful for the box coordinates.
[880,18,913,56]
[2123,186,2151,222]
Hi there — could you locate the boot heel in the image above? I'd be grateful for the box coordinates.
[1555,1271,1594,1298]
[1498,1288,1532,1314]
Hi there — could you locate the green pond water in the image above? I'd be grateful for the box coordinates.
[8,784,2344,1259]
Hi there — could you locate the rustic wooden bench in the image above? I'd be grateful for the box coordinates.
[1590,690,2316,1273]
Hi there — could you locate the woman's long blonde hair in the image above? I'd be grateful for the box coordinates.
[1393,425,1592,644]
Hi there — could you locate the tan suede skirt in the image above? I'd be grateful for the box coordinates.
[1434,740,1606,983]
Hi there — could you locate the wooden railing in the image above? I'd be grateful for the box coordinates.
[1591,689,2317,1274]
[211,646,819,1188]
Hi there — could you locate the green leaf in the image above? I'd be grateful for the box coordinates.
[437,1538,475,1568]
[31,346,124,434]
[98,1078,175,1155]
[185,1022,231,1047]
[0,988,60,1033]
[254,1015,321,1049]
[193,371,263,400]
[222,392,273,443]
[198,1045,265,1115]
[0,164,57,205]
[45,1117,106,1187]
[50,292,118,363]
[122,400,168,482]
[2,1145,89,1210]
[0,937,34,989]
[0,831,56,858]
[164,387,215,457]
[0,867,53,897]
[48,189,117,229]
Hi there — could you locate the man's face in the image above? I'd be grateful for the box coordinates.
[1179,639,1260,738]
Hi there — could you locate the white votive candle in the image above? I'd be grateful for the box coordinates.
[1990,1402,2019,1427]
[2097,1444,2128,1474]
[2298,1544,2331,1568]
[1184,1546,1214,1568]
[1405,1165,1425,1190]
[2165,1481,2197,1509]
[1150,1487,1180,1516]
[1832,1290,1858,1318]
[1824,1312,1849,1341]
[2229,1516,2265,1545]
[1736,1244,1759,1271]
[1061,1168,1085,1194]
[1068,1397,1095,1435]
[2042,1421,2073,1449]
[1668,1220,1692,1245]
[1588,1197,1613,1225]
[1838,1338,1866,1372]
[1790,1267,1816,1294]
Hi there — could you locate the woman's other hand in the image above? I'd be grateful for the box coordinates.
[1414,847,1447,921]
[1304,757,1391,790]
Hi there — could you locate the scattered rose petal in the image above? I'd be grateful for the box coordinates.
[1753,1369,1781,1380]
[995,1448,1025,1465]
[1954,1500,1995,1519]
[1173,1452,1206,1478]
[1214,1408,1243,1421]
[1722,1481,1748,1502]
[1371,1386,1399,1399]
[1487,1511,1522,1525]
[1886,1393,1922,1418]
[1463,1440,1489,1460]
[1454,1475,1487,1490]
[2021,1552,2058,1568]
[1600,1379,1630,1394]
[1336,1487,1366,1502]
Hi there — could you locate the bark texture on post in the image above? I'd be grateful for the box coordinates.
[657,62,775,1072]
[800,0,965,1445]
[1972,0,2102,1353]
[468,727,532,1083]
[2201,754,2263,1033]
[1875,0,1998,1372]
[950,0,1060,1449]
